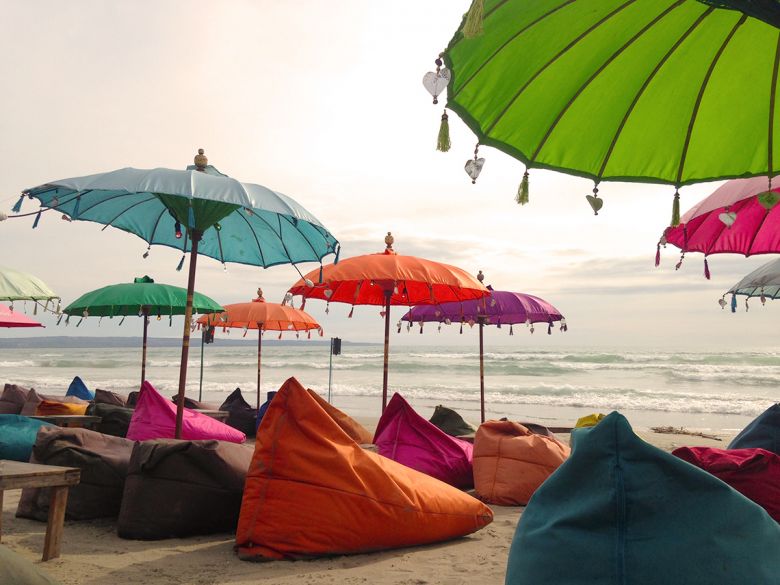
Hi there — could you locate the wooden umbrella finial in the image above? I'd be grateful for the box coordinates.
[256,287,264,300]
[477,270,484,283]
[194,148,208,171]
[385,231,394,251]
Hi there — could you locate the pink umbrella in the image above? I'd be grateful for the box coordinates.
[0,304,44,328]
[659,176,780,278]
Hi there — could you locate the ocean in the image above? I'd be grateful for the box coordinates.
[2,344,776,432]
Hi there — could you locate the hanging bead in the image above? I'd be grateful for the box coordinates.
[464,144,485,184]
[586,185,603,215]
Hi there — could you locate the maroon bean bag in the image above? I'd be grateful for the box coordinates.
[673,446,780,522]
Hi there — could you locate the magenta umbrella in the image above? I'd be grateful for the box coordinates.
[659,176,780,278]
[0,304,44,328]
[402,275,565,422]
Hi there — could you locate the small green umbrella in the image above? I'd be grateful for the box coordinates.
[436,0,780,219]
[63,276,223,386]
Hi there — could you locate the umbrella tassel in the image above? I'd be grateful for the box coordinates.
[675,253,684,271]
[731,293,737,313]
[419,322,424,334]
[745,298,750,312]
[437,110,451,152]
[655,243,661,267]
[176,254,185,272]
[509,324,513,336]
[300,298,306,310]
[348,306,354,318]
[704,258,711,280]
[119,316,125,326]
[56,314,63,326]
[548,322,552,335]
[76,318,83,327]
[463,0,484,38]
[671,190,680,227]
[11,194,25,213]
[319,265,323,284]
[334,243,341,264]
[32,209,42,228]
[307,331,311,339]
[516,170,529,205]
[460,322,463,334]
[278,332,282,340]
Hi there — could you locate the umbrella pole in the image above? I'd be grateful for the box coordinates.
[257,325,262,410]
[141,308,149,388]
[479,319,485,423]
[175,231,201,439]
[382,290,391,412]
[198,329,205,403]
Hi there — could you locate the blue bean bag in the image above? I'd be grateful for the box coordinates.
[0,415,53,461]
[65,376,94,401]
[255,391,277,431]
[505,412,780,585]
[729,403,780,455]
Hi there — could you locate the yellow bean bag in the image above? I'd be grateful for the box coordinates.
[36,399,89,416]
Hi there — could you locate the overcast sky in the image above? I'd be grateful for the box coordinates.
[0,1,775,350]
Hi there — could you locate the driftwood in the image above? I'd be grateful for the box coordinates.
[650,426,721,441]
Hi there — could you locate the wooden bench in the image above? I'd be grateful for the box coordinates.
[30,415,102,430]
[0,460,81,560]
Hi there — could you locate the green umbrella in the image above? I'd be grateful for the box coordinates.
[437,0,780,220]
[0,265,60,313]
[63,276,223,386]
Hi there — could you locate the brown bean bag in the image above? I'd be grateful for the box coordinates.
[126,391,139,408]
[36,399,89,416]
[170,395,220,410]
[94,388,127,407]
[20,389,87,416]
[0,384,31,414]
[118,439,253,539]
[218,388,257,438]
[473,420,570,505]
[16,427,134,521]
[87,403,134,438]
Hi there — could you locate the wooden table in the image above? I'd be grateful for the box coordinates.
[194,410,230,423]
[0,460,80,560]
[30,415,102,429]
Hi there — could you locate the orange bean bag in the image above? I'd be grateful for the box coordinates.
[236,377,493,560]
[306,388,372,444]
[473,420,570,505]
[35,399,89,416]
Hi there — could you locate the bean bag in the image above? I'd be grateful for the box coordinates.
[219,388,257,437]
[0,545,61,585]
[374,393,474,489]
[0,383,31,414]
[306,388,372,444]
[36,399,89,416]
[94,388,127,407]
[505,412,780,585]
[256,391,277,430]
[126,391,139,408]
[673,446,780,522]
[87,403,133,438]
[16,426,133,521]
[127,381,245,443]
[729,403,780,455]
[0,415,53,461]
[575,413,605,428]
[236,377,492,560]
[473,420,570,505]
[20,389,87,416]
[429,405,477,437]
[118,439,252,539]
[66,376,94,401]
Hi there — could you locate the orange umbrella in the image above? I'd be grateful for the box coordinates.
[198,288,322,408]
[288,233,489,411]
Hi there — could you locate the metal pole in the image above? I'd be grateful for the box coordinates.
[140,307,149,387]
[382,290,391,412]
[175,230,201,439]
[328,338,334,403]
[479,318,485,423]
[257,324,262,410]
[198,328,205,403]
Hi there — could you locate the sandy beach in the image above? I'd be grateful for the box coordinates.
[1,426,733,585]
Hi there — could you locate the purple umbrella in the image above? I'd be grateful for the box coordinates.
[402,273,566,422]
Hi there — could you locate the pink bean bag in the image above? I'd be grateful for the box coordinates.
[127,381,245,443]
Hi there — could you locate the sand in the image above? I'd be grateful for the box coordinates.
[1,428,733,585]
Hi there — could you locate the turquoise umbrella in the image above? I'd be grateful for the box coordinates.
[12,150,338,437]
[436,0,780,220]
[63,276,223,386]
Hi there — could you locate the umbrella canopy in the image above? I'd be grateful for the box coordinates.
[288,233,489,411]
[723,257,780,311]
[402,277,565,421]
[63,276,223,386]
[0,304,44,328]
[661,176,780,277]
[0,266,60,311]
[14,150,338,438]
[437,0,780,215]
[197,288,322,408]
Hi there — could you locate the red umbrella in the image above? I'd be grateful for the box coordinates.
[0,304,44,328]
[288,233,489,411]
[197,289,322,408]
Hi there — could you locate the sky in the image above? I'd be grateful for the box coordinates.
[0,0,776,350]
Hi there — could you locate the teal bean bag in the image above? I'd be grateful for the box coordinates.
[0,415,53,461]
[729,403,780,455]
[506,412,780,585]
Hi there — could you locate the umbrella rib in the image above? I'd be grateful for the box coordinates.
[281,215,319,259]
[674,14,747,186]
[529,0,687,163]
[483,0,639,135]
[235,210,268,267]
[256,213,298,264]
[148,207,167,245]
[596,7,714,181]
[449,0,577,100]
[100,195,158,231]
[743,207,774,256]
[69,191,131,216]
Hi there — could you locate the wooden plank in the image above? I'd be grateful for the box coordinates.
[0,489,3,542]
[29,415,102,428]
[42,485,69,561]
[0,460,80,490]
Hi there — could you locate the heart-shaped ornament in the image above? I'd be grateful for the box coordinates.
[422,68,451,104]
[719,211,737,227]
[585,195,603,215]
[465,157,485,183]
[757,191,780,211]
